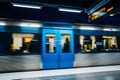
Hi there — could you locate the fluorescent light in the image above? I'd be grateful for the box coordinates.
[20,22,41,27]
[103,28,118,31]
[12,3,41,9]
[0,21,6,25]
[79,27,95,30]
[59,8,82,13]
[109,14,115,16]
[112,29,118,31]
[103,28,111,31]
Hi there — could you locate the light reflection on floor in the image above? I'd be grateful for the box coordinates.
[15,71,120,80]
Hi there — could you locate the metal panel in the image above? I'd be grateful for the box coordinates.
[74,29,120,36]
[0,25,41,33]
[74,53,120,67]
[0,55,42,72]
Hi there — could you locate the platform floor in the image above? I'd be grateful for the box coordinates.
[0,65,120,80]
[15,71,120,80]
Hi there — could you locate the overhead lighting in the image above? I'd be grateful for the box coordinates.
[109,14,115,16]
[59,8,82,13]
[20,22,42,27]
[103,28,111,31]
[79,26,96,30]
[12,3,41,9]
[0,21,6,26]
[112,28,118,31]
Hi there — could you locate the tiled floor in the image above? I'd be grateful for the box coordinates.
[15,71,120,80]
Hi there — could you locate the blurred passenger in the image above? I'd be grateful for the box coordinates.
[63,37,70,53]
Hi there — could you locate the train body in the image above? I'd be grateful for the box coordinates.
[0,20,120,72]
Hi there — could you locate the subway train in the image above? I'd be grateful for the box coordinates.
[0,20,120,72]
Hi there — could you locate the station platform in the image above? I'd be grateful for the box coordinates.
[0,65,120,80]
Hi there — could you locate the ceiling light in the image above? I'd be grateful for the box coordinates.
[103,28,111,31]
[20,22,42,27]
[59,8,82,13]
[12,3,41,9]
[109,14,115,16]
[0,21,6,26]
[79,27,95,30]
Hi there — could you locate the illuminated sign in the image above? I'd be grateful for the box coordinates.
[89,0,120,22]
[89,6,114,21]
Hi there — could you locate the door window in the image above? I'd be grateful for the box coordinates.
[46,34,56,53]
[62,34,70,53]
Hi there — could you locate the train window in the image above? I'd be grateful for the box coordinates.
[0,32,41,55]
[79,35,96,53]
[102,36,118,51]
[46,34,56,53]
[75,35,120,53]
[11,33,40,54]
[62,34,70,53]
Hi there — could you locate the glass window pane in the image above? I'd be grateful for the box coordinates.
[103,36,118,51]
[0,32,41,54]
[12,33,39,54]
[79,35,96,53]
[62,34,70,53]
[46,34,56,53]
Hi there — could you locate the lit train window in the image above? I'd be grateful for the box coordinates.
[11,33,34,53]
[103,36,118,50]
[12,33,32,53]
[46,34,56,53]
[10,33,40,54]
[62,34,70,53]
[0,32,41,54]
[79,35,96,53]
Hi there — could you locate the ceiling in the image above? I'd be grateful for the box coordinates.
[0,0,120,26]
[14,0,101,9]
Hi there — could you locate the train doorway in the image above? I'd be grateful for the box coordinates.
[42,29,74,69]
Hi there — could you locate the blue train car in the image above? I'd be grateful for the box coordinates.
[0,20,120,72]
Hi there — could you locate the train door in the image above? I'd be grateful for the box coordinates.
[42,29,74,69]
